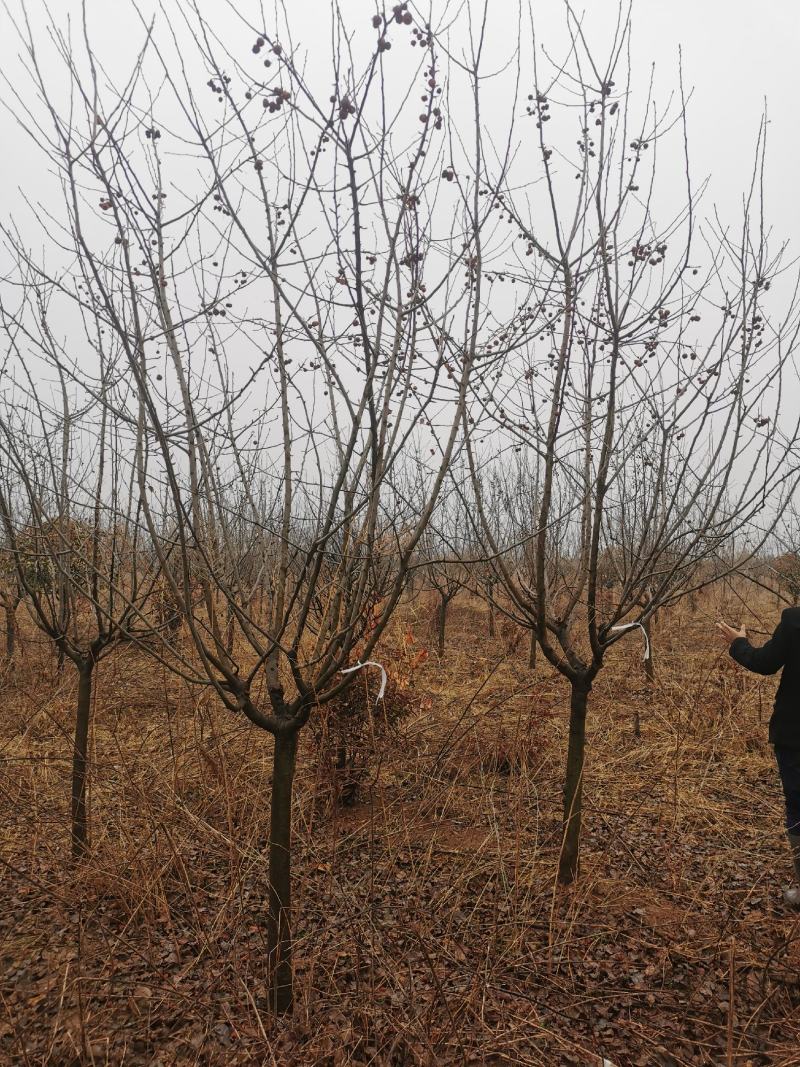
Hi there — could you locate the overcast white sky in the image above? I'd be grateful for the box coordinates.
[0,0,797,253]
[0,0,796,542]
[1,0,798,438]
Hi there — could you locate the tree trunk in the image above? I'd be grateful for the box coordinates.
[71,662,94,860]
[487,585,496,638]
[437,592,447,657]
[643,616,654,684]
[528,630,537,670]
[4,602,16,662]
[632,616,654,738]
[267,728,298,1014]
[558,678,590,885]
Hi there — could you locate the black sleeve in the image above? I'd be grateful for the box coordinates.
[729,613,790,676]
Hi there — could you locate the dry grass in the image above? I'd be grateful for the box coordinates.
[1,590,799,1066]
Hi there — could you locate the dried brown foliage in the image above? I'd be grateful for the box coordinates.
[309,676,413,810]
[2,587,799,1065]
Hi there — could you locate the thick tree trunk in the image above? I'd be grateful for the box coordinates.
[528,630,537,670]
[437,593,447,657]
[71,663,94,860]
[267,728,298,1014]
[558,678,590,885]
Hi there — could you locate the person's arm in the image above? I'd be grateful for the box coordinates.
[718,613,790,676]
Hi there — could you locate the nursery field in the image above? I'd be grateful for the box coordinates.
[2,0,799,1063]
[1,589,799,1067]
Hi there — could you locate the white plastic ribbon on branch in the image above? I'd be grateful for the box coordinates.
[339,660,387,703]
[610,622,651,662]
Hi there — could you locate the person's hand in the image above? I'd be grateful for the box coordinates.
[716,620,747,643]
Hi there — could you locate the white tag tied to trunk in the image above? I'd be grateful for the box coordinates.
[339,660,387,704]
[610,622,651,662]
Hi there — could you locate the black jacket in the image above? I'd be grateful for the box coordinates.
[729,607,800,748]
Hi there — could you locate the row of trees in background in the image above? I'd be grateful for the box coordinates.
[1,0,799,1013]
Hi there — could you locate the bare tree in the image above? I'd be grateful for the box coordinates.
[420,492,470,657]
[761,506,800,605]
[0,556,22,664]
[0,0,526,1011]
[0,297,163,858]
[462,7,800,883]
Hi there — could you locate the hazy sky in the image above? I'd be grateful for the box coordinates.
[1,0,799,433]
[0,0,797,251]
[0,0,796,537]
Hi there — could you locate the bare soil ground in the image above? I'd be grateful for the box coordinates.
[2,592,799,1066]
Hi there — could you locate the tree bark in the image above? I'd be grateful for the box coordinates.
[633,616,654,738]
[267,728,298,1014]
[558,678,590,884]
[643,616,654,684]
[4,602,16,662]
[225,601,235,655]
[71,662,94,860]
[437,592,447,657]
[528,629,537,670]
